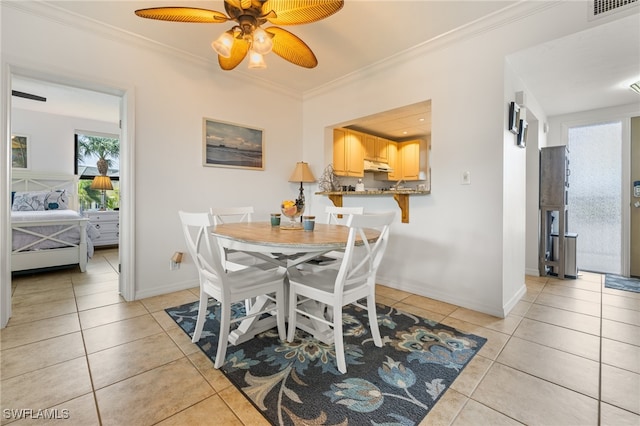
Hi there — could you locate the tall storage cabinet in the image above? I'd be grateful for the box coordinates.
[539,146,572,278]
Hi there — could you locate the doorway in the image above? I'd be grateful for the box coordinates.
[567,121,623,274]
[3,69,134,327]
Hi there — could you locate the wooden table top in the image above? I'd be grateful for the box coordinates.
[211,222,380,252]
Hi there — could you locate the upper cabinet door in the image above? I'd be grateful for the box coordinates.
[400,140,420,180]
[333,129,364,177]
[333,128,347,176]
[346,131,364,177]
[375,137,389,162]
[363,134,376,161]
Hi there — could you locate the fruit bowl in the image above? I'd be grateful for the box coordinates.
[281,199,304,229]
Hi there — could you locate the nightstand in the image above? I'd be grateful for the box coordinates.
[84,210,119,247]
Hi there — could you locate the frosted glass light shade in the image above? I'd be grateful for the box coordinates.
[248,50,266,69]
[252,27,273,55]
[211,31,234,58]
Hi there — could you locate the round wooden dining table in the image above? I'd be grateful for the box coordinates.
[211,221,379,263]
[210,221,381,345]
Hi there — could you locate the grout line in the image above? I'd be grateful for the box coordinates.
[597,275,603,426]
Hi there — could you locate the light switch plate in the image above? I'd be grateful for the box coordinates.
[462,171,471,185]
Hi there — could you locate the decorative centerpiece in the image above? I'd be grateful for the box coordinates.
[281,198,304,229]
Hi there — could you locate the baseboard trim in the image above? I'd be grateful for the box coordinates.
[134,278,198,300]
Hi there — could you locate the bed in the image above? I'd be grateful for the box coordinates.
[11,172,99,273]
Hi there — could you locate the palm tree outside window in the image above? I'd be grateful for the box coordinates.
[74,133,120,211]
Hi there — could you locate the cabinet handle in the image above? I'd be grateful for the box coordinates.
[95,224,101,229]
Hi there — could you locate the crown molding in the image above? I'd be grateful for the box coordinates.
[4,1,302,101]
[303,1,562,100]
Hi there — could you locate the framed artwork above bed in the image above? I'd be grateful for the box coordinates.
[11,134,29,169]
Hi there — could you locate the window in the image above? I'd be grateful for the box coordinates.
[74,132,120,210]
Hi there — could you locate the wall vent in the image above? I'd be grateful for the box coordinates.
[590,0,638,19]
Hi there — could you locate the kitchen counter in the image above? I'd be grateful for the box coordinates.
[316,189,430,223]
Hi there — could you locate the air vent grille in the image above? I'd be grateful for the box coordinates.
[592,0,638,17]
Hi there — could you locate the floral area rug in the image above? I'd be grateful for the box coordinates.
[605,274,640,293]
[166,300,486,425]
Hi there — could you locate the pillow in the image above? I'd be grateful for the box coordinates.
[44,190,69,210]
[12,191,48,211]
[11,190,68,211]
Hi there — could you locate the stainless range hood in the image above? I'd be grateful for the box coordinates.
[364,160,394,172]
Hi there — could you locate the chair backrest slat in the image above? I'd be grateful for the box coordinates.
[179,211,226,285]
[210,206,254,225]
[325,206,364,225]
[335,211,395,293]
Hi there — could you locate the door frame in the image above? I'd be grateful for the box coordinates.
[1,63,136,327]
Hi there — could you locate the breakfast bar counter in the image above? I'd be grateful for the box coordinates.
[316,189,430,224]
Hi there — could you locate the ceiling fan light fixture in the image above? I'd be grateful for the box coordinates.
[134,1,344,70]
[252,27,273,55]
[248,49,266,69]
[212,30,234,58]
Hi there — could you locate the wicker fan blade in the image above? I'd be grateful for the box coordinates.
[262,0,344,25]
[265,27,318,68]
[134,7,228,23]
[218,38,250,70]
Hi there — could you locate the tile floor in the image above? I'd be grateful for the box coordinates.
[1,248,639,425]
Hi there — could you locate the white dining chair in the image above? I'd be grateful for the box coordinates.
[286,211,395,374]
[179,211,286,369]
[210,206,260,272]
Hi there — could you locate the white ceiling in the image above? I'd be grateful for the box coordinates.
[10,1,640,137]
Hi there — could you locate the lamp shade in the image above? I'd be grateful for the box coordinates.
[91,175,113,191]
[288,162,315,183]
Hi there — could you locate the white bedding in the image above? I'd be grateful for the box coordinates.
[11,210,99,257]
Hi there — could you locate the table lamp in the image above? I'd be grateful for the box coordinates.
[288,161,316,207]
[91,175,113,210]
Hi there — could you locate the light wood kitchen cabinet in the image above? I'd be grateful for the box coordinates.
[385,139,420,181]
[375,137,389,162]
[386,141,399,180]
[363,133,377,161]
[333,128,364,177]
[364,135,389,162]
[400,139,420,180]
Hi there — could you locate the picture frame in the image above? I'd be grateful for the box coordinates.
[203,118,264,170]
[508,102,520,135]
[517,118,528,148]
[11,134,30,169]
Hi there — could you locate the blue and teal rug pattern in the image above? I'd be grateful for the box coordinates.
[605,274,640,293]
[166,300,486,426]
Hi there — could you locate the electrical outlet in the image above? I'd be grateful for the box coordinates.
[462,171,471,185]
[170,261,180,271]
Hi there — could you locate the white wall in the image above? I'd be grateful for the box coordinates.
[11,109,119,174]
[1,1,627,321]
[301,2,590,316]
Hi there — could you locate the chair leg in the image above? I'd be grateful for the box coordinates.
[333,305,347,374]
[286,288,298,342]
[275,287,286,341]
[367,293,382,347]
[214,303,231,369]
[191,291,208,343]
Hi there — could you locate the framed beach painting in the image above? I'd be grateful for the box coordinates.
[11,134,29,169]
[203,118,264,170]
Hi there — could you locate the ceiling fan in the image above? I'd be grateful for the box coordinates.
[135,0,344,70]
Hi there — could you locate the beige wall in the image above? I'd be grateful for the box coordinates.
[631,116,640,277]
